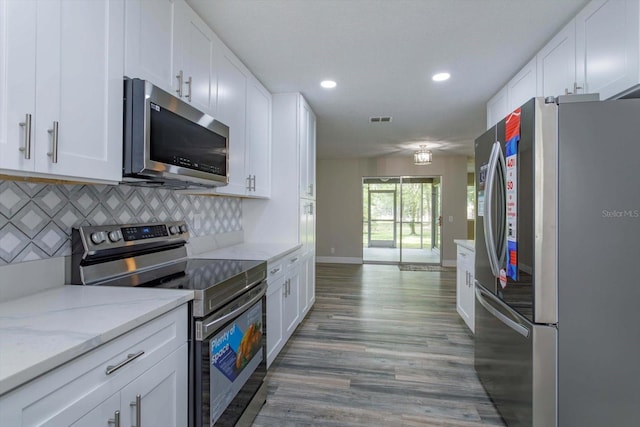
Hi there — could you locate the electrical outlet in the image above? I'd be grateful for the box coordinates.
[448,215,454,223]
[330,247,335,254]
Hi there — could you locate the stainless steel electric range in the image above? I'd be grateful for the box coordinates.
[71,221,267,427]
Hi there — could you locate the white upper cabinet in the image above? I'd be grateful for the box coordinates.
[0,0,124,183]
[124,0,178,95]
[245,77,272,198]
[486,86,508,129]
[507,57,538,112]
[575,0,640,99]
[537,20,577,98]
[173,0,218,116]
[299,97,316,199]
[489,0,640,123]
[215,43,249,196]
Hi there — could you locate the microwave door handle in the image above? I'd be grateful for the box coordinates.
[483,141,501,277]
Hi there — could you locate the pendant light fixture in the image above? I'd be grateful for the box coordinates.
[414,145,432,165]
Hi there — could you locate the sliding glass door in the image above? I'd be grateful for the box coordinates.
[363,176,441,264]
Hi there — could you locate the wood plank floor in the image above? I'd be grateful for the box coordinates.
[252,263,505,426]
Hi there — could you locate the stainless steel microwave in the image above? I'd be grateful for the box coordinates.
[123,78,229,188]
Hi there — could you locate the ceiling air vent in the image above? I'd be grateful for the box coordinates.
[369,116,392,123]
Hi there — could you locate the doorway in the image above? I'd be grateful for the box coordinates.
[362,176,442,264]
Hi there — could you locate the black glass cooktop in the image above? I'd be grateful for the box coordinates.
[145,258,265,291]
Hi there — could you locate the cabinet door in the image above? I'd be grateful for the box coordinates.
[215,44,248,196]
[300,251,315,316]
[120,344,188,427]
[0,0,37,172]
[124,0,178,95]
[298,96,317,199]
[507,57,537,112]
[174,0,217,115]
[486,86,508,129]
[245,78,272,198]
[283,271,300,339]
[576,0,640,99]
[69,392,121,427]
[37,0,123,181]
[266,278,285,367]
[456,247,474,332]
[537,20,577,98]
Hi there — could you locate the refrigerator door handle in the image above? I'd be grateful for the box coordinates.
[495,146,508,269]
[483,141,501,277]
[475,282,530,338]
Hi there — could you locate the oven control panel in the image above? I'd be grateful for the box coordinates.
[122,224,169,241]
[75,221,189,253]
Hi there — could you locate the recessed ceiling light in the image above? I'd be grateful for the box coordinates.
[432,72,450,82]
[321,80,337,89]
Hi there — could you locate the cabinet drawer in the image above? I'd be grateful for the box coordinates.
[267,260,284,282]
[0,304,188,426]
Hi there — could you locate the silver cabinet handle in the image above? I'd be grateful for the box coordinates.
[573,82,583,93]
[270,267,281,275]
[108,410,120,427]
[105,350,144,375]
[252,175,256,191]
[130,394,141,427]
[185,76,192,102]
[47,121,59,163]
[176,70,183,98]
[308,183,313,196]
[18,113,32,159]
[290,257,299,264]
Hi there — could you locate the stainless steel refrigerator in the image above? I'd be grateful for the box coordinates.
[474,96,640,427]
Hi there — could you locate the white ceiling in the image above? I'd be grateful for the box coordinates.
[187,0,588,160]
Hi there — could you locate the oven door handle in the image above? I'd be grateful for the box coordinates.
[199,282,267,339]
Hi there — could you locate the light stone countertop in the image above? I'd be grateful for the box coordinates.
[196,242,302,263]
[0,286,193,396]
[454,239,475,252]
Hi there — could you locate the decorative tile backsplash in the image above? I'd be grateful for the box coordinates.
[0,181,242,265]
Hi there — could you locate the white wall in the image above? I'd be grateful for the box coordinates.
[316,154,469,265]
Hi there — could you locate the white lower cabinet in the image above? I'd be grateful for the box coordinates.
[456,244,475,333]
[265,251,302,368]
[0,305,189,426]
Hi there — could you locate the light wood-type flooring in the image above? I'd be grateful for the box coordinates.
[253,263,505,426]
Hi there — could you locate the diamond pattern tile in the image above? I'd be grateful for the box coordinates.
[0,181,29,218]
[0,181,243,265]
[0,223,30,263]
[33,186,66,217]
[11,202,48,239]
[33,222,66,256]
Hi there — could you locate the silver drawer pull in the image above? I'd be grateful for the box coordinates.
[106,350,145,375]
[270,267,281,275]
[289,257,299,263]
[18,113,32,159]
[130,394,141,427]
[108,410,120,426]
[47,121,59,163]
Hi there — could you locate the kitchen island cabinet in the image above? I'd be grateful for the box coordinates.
[455,240,475,333]
[0,287,192,426]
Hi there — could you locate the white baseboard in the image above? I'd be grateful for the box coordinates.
[316,256,363,264]
[442,259,456,267]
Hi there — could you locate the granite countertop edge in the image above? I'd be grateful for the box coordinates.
[0,286,193,396]
[195,242,303,263]
[454,239,475,251]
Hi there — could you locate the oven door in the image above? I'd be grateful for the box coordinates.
[195,282,267,427]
